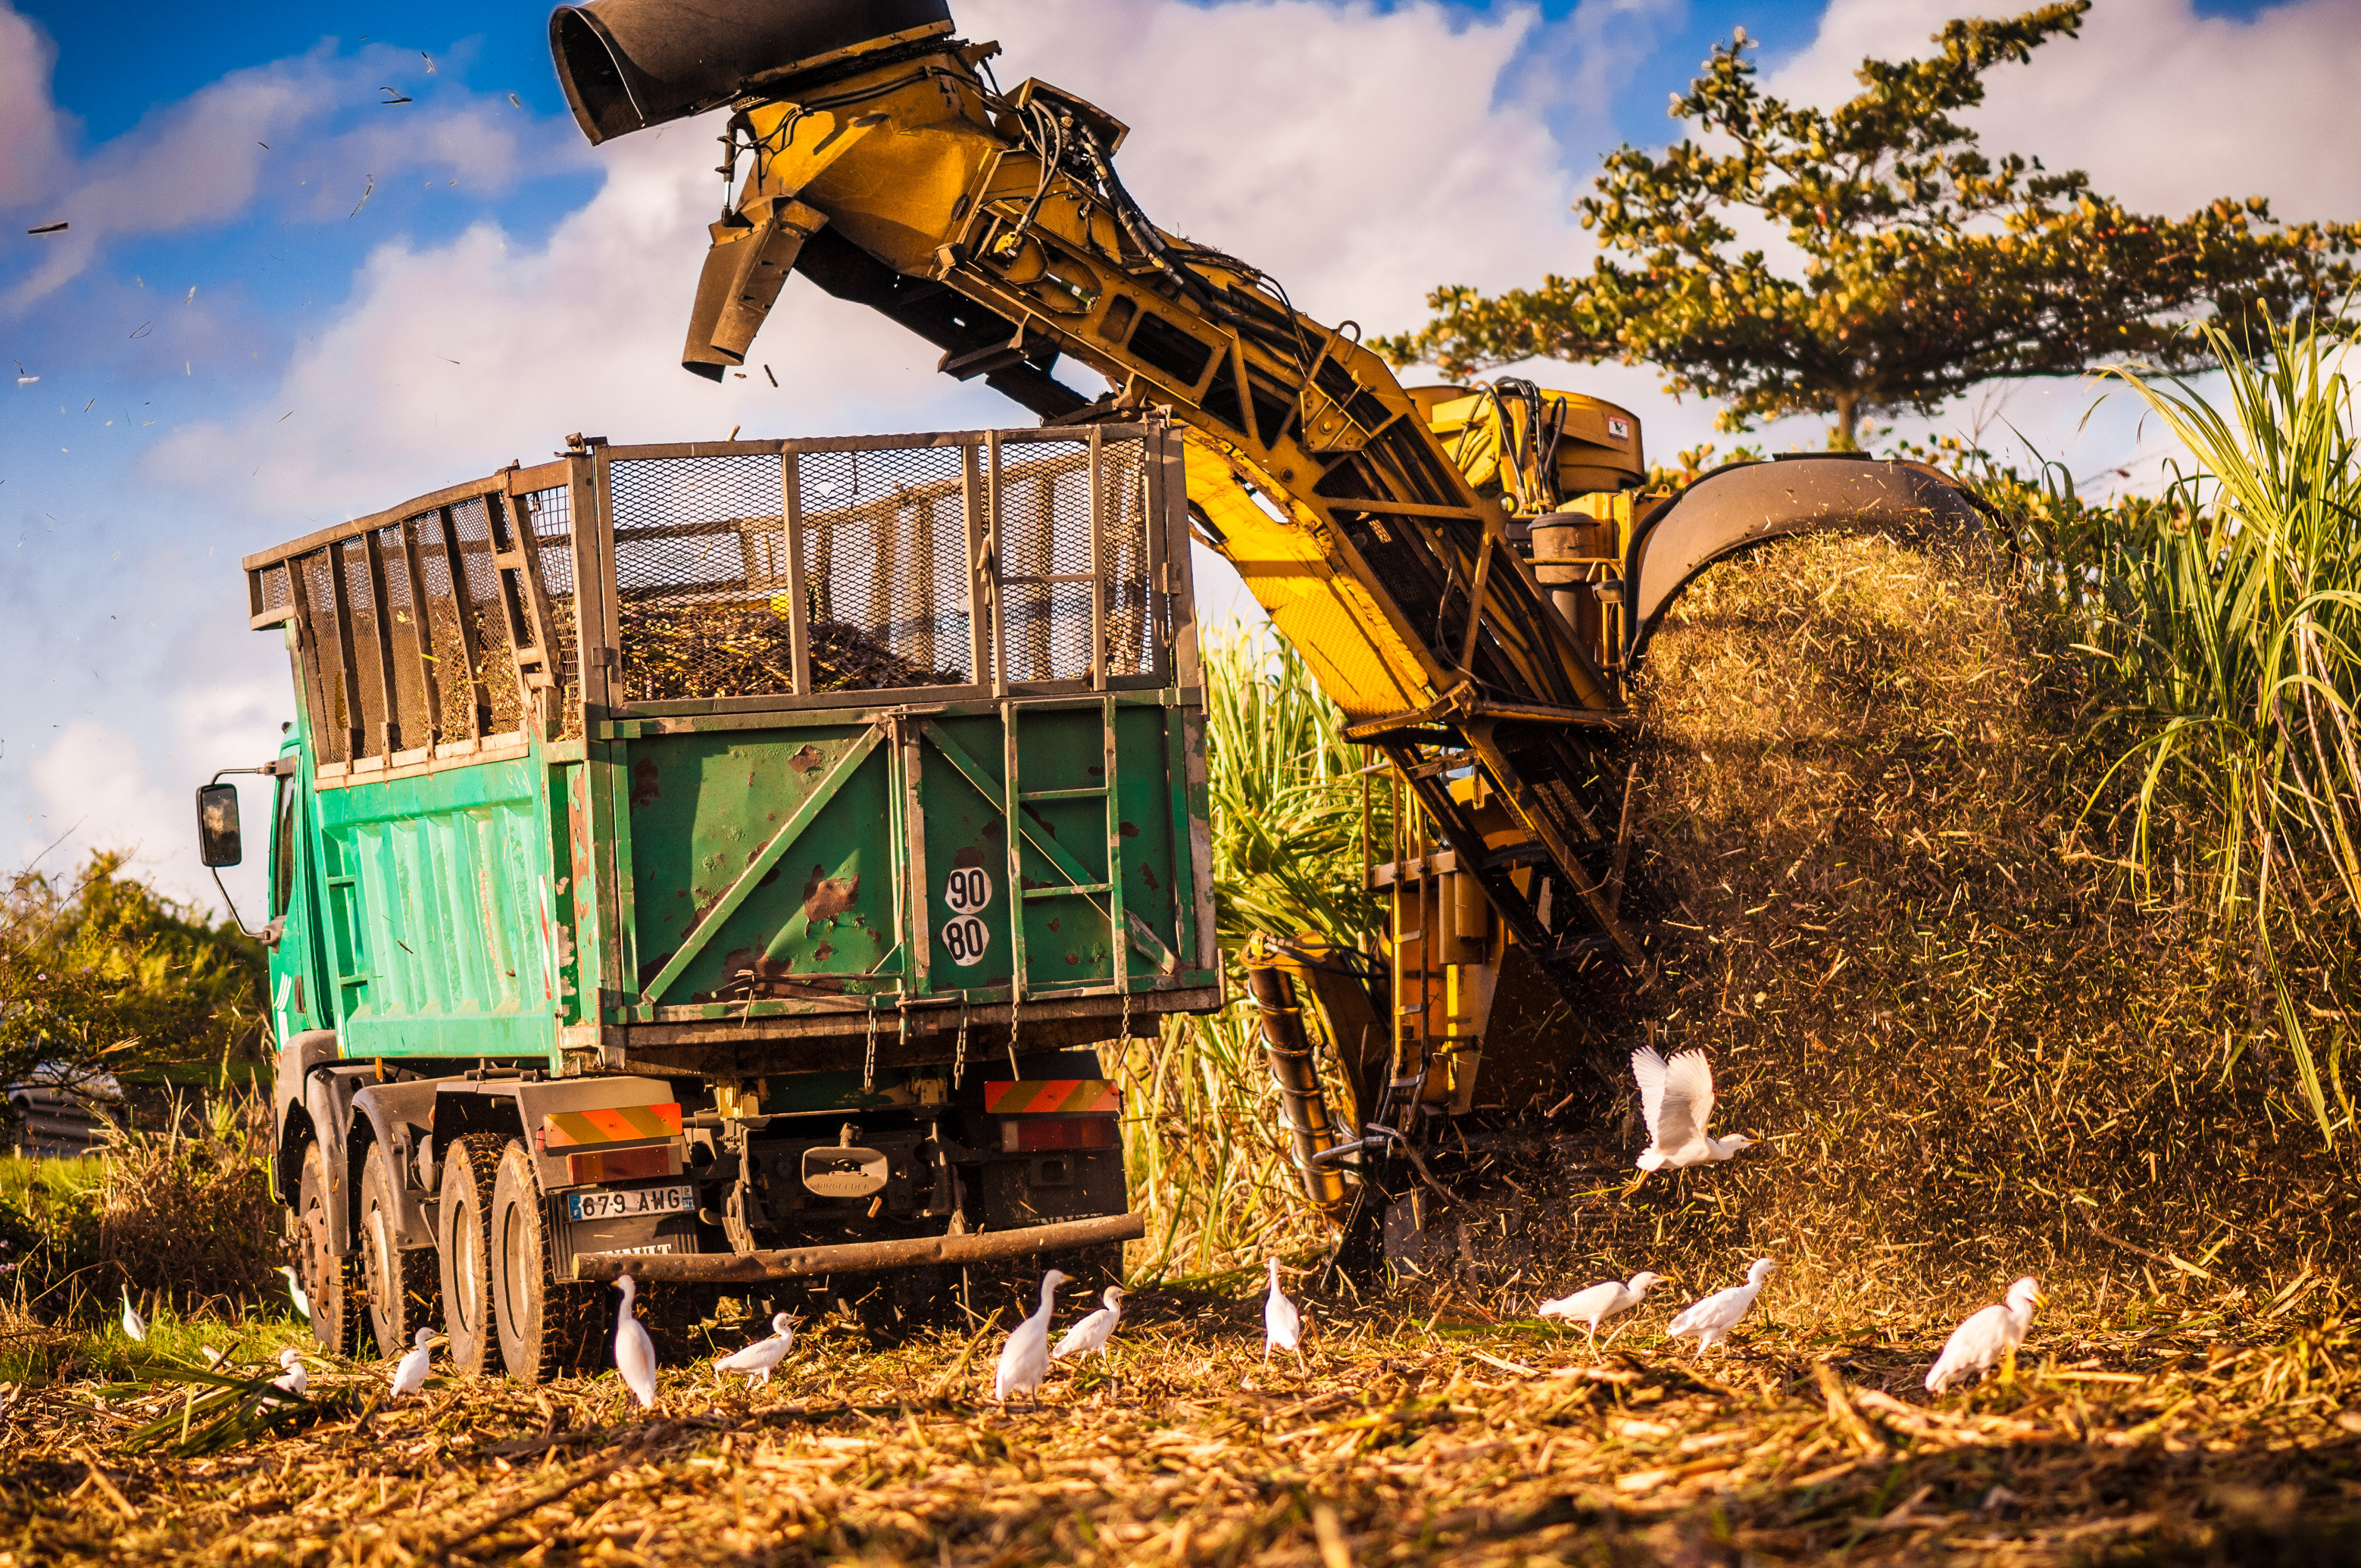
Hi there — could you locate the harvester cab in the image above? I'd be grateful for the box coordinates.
[536,0,1985,1270]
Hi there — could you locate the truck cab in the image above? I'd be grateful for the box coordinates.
[199,422,1219,1376]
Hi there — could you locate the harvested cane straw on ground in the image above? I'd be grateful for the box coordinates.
[2,1292,2361,1564]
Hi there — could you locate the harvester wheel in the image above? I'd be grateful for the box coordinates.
[358,1142,440,1358]
[490,1141,602,1382]
[296,1141,366,1356]
[437,1132,510,1377]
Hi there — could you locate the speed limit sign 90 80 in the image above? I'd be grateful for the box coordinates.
[941,869,993,966]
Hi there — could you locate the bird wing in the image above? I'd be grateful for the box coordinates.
[716,1340,779,1372]
[1661,1051,1713,1148]
[1927,1305,2009,1391]
[1630,1047,1670,1145]
[1541,1282,1619,1322]
[1266,1289,1301,1349]
[1054,1308,1110,1359]
[1669,1282,1752,1336]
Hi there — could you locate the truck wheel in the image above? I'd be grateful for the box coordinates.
[296,1141,367,1355]
[359,1142,440,1358]
[491,1141,601,1382]
[436,1132,510,1377]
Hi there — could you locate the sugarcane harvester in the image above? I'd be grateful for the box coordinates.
[546,0,1983,1263]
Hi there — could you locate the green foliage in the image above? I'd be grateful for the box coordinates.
[0,851,268,1089]
[1380,2,2361,449]
[2062,316,2361,1139]
[1201,625,1386,950]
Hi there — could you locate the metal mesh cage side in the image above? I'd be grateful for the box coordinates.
[338,539,391,758]
[373,524,433,753]
[448,497,526,736]
[256,563,292,617]
[1101,439,1154,678]
[611,454,792,704]
[998,441,1093,683]
[299,549,351,766]
[521,484,582,740]
[413,511,479,743]
[798,444,972,692]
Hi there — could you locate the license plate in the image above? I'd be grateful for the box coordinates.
[567,1184,694,1222]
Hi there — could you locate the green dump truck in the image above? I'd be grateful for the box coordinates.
[197,422,1220,1377]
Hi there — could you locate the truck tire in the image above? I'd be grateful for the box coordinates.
[296,1141,367,1356]
[358,1142,439,1358]
[490,1141,601,1382]
[437,1132,510,1377]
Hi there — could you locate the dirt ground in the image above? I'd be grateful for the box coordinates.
[3,1280,2358,1567]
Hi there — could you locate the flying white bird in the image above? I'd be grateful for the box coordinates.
[390,1328,439,1400]
[1538,1271,1662,1350]
[1926,1277,2044,1394]
[1263,1258,1305,1371]
[1054,1286,1126,1361]
[265,1347,310,1406]
[120,1285,145,1344]
[1631,1047,1754,1173]
[613,1274,658,1410]
[278,1265,311,1323]
[994,1269,1069,1405]
[1665,1258,1776,1357]
[714,1313,798,1388]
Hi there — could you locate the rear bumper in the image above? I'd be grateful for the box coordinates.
[569,1211,1145,1283]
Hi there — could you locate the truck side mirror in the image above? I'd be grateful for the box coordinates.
[197,782,243,867]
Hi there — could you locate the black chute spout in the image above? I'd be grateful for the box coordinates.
[550,0,955,144]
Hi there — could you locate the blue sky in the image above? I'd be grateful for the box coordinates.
[3,0,2356,912]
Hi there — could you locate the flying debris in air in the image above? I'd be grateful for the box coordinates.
[1631,1046,1755,1174]
[507,92,523,108]
[1664,1258,1776,1358]
[1926,1276,2044,1393]
[995,1268,1068,1406]
[1263,1257,1305,1372]
[1054,1285,1126,1361]
[27,222,67,236]
[379,87,412,105]
[714,1313,797,1388]
[1537,1271,1661,1351]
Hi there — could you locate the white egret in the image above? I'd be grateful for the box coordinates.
[1538,1271,1662,1350]
[120,1285,145,1344]
[390,1327,439,1400]
[1664,1258,1776,1357]
[613,1273,658,1410]
[1263,1258,1305,1371]
[994,1268,1069,1406]
[1630,1047,1754,1174]
[714,1313,798,1388]
[1926,1277,2044,1394]
[1053,1286,1126,1361]
[265,1347,309,1405]
[278,1265,311,1323]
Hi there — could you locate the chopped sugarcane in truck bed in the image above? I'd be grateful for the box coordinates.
[196,423,1220,1375]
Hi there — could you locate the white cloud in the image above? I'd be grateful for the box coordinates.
[148,0,1626,523]
[0,5,554,311]
[1769,0,2361,220]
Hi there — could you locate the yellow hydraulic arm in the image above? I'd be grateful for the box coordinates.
[551,3,1651,999]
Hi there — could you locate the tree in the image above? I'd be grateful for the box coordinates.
[0,852,267,1095]
[1379,2,2361,449]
